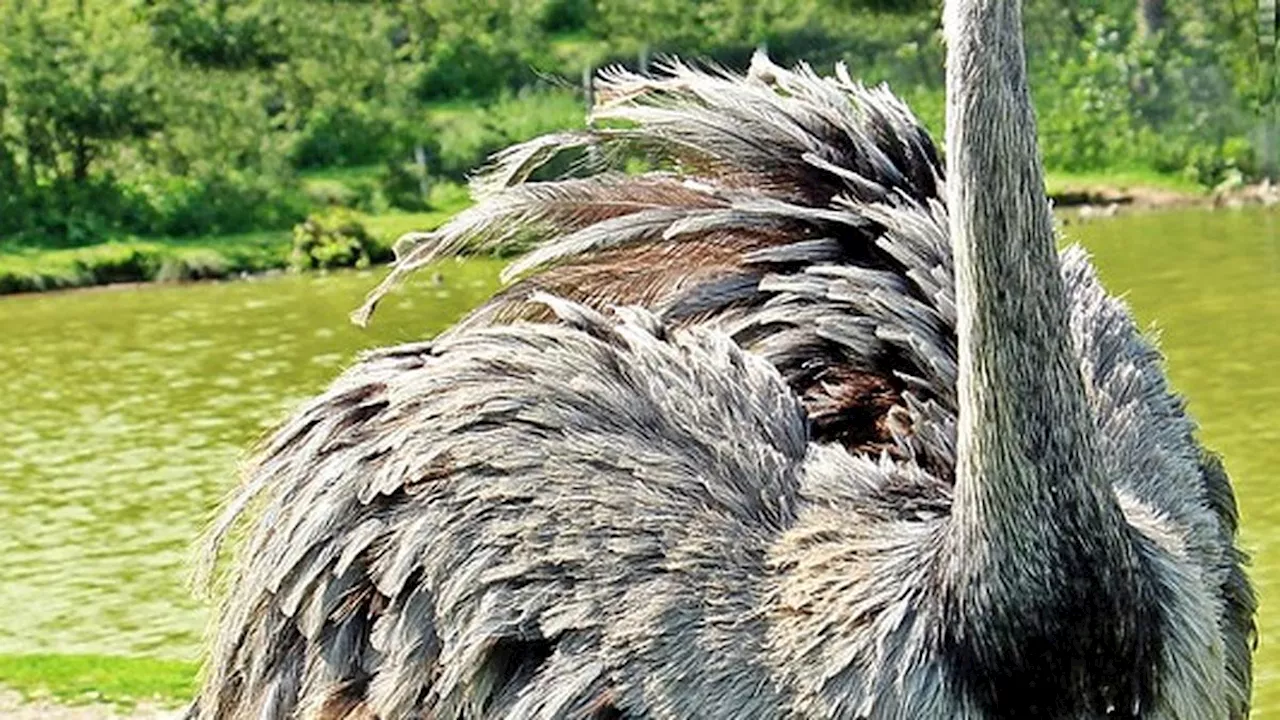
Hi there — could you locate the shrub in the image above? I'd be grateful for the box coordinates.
[379,161,431,212]
[538,0,594,33]
[289,208,386,271]
[2,177,153,248]
[141,172,308,238]
[291,104,407,170]
[416,37,534,101]
[142,0,288,70]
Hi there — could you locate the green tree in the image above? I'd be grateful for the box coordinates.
[591,0,814,52]
[0,3,161,184]
[396,0,550,100]
[138,0,287,70]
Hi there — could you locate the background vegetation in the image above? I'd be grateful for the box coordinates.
[0,0,1270,290]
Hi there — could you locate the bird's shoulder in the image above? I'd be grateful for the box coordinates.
[1062,246,1255,717]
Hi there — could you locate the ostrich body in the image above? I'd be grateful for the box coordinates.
[193,0,1254,718]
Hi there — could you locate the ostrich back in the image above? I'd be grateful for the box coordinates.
[193,57,1254,719]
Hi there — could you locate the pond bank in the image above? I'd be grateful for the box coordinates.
[0,208,457,297]
[2,180,1276,299]
[1053,179,1280,217]
[0,691,181,720]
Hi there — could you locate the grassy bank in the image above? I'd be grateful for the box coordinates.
[1045,169,1207,198]
[0,655,196,708]
[0,233,287,294]
[0,169,1219,297]
[0,183,471,296]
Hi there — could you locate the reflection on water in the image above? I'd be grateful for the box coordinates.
[0,262,503,660]
[0,209,1278,710]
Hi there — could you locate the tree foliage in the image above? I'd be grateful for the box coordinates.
[0,0,1268,247]
[1,4,162,182]
[139,0,288,70]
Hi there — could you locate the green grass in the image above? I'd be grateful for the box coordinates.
[0,180,475,295]
[1045,168,1207,197]
[0,231,292,294]
[364,211,456,247]
[363,183,472,244]
[0,654,197,708]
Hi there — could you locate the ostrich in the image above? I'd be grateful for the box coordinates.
[191,0,1254,717]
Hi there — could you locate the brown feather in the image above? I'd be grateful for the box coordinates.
[798,365,902,455]
[454,231,907,458]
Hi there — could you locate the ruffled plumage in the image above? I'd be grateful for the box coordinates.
[191,55,1253,719]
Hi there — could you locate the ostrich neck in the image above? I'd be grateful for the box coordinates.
[945,0,1111,569]
[938,12,1158,714]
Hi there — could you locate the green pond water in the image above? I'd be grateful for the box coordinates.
[0,261,505,661]
[0,209,1278,711]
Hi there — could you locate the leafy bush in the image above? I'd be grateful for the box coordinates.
[415,38,534,101]
[140,172,308,238]
[1033,14,1250,185]
[538,0,594,32]
[0,177,155,248]
[289,208,388,271]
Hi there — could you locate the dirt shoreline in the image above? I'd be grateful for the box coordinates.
[1051,179,1280,217]
[0,691,183,720]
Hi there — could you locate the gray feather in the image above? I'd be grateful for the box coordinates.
[192,45,1253,720]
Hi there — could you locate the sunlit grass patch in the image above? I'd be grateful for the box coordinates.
[0,232,291,294]
[1045,169,1206,198]
[0,654,197,708]
[362,185,472,244]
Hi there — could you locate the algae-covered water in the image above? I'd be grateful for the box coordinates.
[0,209,1277,710]
[0,262,504,660]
